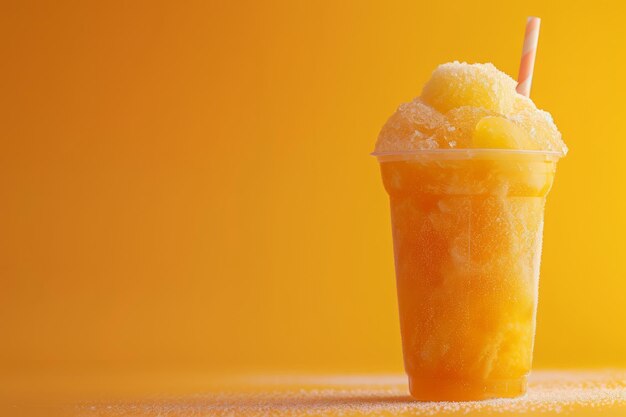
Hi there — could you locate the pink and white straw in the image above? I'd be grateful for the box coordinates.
[516,17,541,97]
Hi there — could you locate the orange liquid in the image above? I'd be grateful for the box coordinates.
[380,154,557,401]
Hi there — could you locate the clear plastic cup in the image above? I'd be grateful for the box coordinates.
[374,149,562,401]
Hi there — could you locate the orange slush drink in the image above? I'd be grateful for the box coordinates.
[374,63,567,401]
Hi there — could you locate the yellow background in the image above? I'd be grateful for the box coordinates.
[1,0,625,382]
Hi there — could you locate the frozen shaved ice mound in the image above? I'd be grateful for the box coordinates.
[422,62,518,114]
[375,62,567,155]
[376,99,445,151]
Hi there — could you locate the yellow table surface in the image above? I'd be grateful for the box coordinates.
[3,370,626,416]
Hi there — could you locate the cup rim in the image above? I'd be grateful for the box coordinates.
[371,148,564,162]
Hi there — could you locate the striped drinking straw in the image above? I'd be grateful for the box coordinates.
[516,17,541,97]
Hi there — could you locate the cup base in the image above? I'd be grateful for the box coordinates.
[408,375,528,401]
